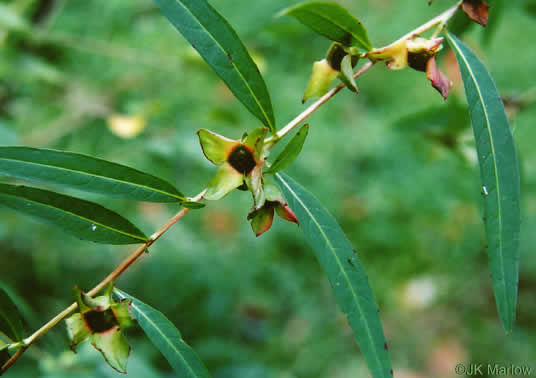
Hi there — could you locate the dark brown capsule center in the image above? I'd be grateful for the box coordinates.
[407,51,433,72]
[227,145,256,175]
[83,308,118,333]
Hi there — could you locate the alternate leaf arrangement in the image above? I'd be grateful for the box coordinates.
[0,0,520,377]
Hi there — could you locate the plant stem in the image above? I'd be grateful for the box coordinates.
[265,61,375,146]
[372,1,462,53]
[0,190,205,375]
[265,2,462,148]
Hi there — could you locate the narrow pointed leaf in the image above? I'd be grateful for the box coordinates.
[0,147,184,202]
[446,33,520,332]
[152,0,275,132]
[266,124,309,174]
[281,1,372,51]
[0,288,24,342]
[0,184,148,244]
[275,173,392,378]
[114,290,211,378]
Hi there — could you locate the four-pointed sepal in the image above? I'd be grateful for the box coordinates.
[247,183,298,237]
[365,36,451,99]
[302,59,340,103]
[198,128,268,206]
[65,285,134,373]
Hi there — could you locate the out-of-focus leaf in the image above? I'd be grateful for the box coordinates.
[447,33,520,332]
[266,124,309,174]
[114,290,211,378]
[152,0,275,132]
[0,4,30,33]
[281,1,372,51]
[0,282,39,332]
[447,9,474,36]
[0,122,17,146]
[0,147,185,202]
[0,184,148,244]
[394,102,469,149]
[274,173,392,378]
[0,287,24,342]
[483,0,504,44]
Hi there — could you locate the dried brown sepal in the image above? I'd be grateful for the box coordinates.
[426,56,451,99]
[462,0,489,27]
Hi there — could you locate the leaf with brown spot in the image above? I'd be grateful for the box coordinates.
[462,0,489,27]
[426,56,451,99]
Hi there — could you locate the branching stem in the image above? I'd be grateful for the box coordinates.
[1,2,464,375]
[265,1,462,148]
[0,191,205,375]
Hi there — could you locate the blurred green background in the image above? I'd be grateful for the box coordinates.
[1,0,535,377]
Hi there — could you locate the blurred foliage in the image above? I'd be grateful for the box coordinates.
[1,0,535,377]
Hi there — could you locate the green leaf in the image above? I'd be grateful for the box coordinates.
[266,124,309,174]
[114,290,211,378]
[0,287,24,342]
[281,1,372,51]
[0,147,184,202]
[0,184,148,244]
[446,33,521,332]
[274,173,392,378]
[339,54,358,93]
[152,0,275,132]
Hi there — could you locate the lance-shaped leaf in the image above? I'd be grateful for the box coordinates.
[274,173,392,378]
[0,147,184,202]
[114,290,211,378]
[280,1,372,51]
[0,288,23,342]
[446,33,520,332]
[266,124,309,174]
[0,184,148,244]
[152,0,275,132]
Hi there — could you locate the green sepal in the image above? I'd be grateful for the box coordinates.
[264,183,285,202]
[65,313,92,349]
[302,59,339,103]
[205,163,244,200]
[366,39,408,70]
[111,300,135,329]
[91,326,131,374]
[339,55,358,93]
[246,164,265,210]
[243,127,268,159]
[197,129,239,165]
[73,286,110,312]
[249,204,275,237]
